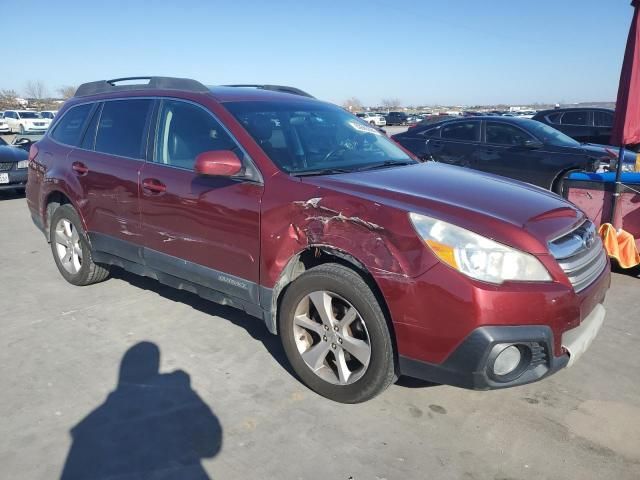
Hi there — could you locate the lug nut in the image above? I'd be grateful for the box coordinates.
[333,326,339,332]
[324,325,329,331]
[331,343,336,349]
[323,336,327,342]
[338,338,343,344]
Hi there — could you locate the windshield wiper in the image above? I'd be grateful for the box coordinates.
[354,160,416,172]
[292,167,353,177]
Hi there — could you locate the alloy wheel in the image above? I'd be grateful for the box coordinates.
[54,218,83,274]
[292,290,371,385]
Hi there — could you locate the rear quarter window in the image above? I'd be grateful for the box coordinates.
[50,104,94,146]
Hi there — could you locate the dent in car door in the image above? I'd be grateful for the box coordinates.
[138,99,262,302]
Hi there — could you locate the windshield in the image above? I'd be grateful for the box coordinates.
[40,112,54,119]
[18,112,40,119]
[520,119,580,147]
[224,101,415,175]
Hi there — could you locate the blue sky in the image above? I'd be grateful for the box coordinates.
[4,0,633,105]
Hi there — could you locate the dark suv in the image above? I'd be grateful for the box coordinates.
[27,77,609,403]
[532,108,614,145]
[385,111,408,125]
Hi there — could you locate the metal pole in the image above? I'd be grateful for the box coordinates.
[610,144,626,227]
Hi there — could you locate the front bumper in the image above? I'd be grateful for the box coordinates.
[0,169,28,190]
[23,126,48,133]
[399,302,605,389]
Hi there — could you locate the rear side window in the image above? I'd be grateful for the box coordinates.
[95,99,152,159]
[418,127,441,138]
[50,104,93,146]
[441,121,480,141]
[561,111,588,126]
[153,100,236,170]
[594,110,613,127]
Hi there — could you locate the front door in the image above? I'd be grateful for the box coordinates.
[138,99,262,303]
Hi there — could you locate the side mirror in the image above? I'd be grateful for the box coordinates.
[194,150,243,177]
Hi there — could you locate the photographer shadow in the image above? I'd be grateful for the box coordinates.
[60,342,222,480]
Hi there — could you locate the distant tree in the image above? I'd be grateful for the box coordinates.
[25,80,48,100]
[381,98,402,110]
[0,89,19,109]
[57,85,77,99]
[342,97,363,112]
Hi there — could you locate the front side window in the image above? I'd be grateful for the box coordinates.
[441,121,480,141]
[50,104,93,146]
[153,100,237,170]
[486,122,533,145]
[224,101,414,175]
[594,110,613,127]
[561,110,588,126]
[95,99,152,159]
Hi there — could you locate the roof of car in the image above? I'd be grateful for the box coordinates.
[208,86,318,103]
[534,107,614,116]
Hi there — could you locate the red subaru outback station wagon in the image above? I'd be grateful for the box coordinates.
[27,77,610,403]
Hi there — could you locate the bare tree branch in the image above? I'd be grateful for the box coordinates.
[25,80,48,100]
[57,85,77,99]
[341,97,363,112]
[381,98,402,110]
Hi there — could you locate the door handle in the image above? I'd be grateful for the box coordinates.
[142,178,167,194]
[72,161,89,175]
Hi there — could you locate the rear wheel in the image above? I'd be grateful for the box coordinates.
[49,204,110,286]
[279,264,395,403]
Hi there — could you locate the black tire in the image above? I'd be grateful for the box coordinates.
[279,263,395,403]
[49,204,110,286]
[552,169,579,197]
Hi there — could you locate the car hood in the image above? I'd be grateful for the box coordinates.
[303,162,585,253]
[0,146,28,161]
[580,143,637,164]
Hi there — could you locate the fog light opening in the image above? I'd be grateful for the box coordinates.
[493,345,522,376]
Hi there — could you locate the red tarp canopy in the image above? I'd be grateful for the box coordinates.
[611,0,640,146]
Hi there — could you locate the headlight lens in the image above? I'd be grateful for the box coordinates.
[409,213,551,284]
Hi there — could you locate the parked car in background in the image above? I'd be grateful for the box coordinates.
[356,112,386,126]
[39,110,58,120]
[385,111,408,125]
[3,110,51,134]
[0,114,9,134]
[406,114,421,125]
[532,108,615,146]
[391,116,633,193]
[28,76,609,403]
[0,140,29,192]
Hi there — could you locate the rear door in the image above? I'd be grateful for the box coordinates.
[138,98,262,303]
[475,121,549,186]
[559,110,589,143]
[428,120,481,167]
[593,110,614,145]
[67,98,153,259]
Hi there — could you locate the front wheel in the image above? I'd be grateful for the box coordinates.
[49,204,110,286]
[279,264,395,403]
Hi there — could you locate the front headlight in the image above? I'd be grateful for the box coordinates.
[409,213,551,284]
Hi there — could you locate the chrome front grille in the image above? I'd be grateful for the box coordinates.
[549,220,608,292]
[0,162,14,171]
